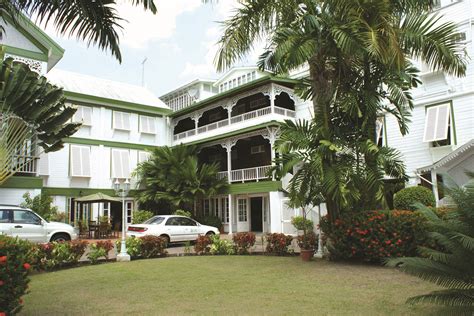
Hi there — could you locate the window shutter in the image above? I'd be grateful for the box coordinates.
[423,104,451,142]
[72,106,81,123]
[71,145,91,177]
[82,107,92,126]
[81,147,91,176]
[121,150,130,178]
[122,113,131,130]
[112,149,122,178]
[113,111,122,130]
[148,117,156,134]
[138,151,151,163]
[37,153,49,176]
[140,116,156,134]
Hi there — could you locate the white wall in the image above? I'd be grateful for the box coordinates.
[0,189,41,205]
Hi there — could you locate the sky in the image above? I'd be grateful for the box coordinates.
[47,0,260,97]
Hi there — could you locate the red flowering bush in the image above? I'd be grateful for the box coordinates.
[31,240,88,270]
[265,233,294,256]
[0,235,33,314]
[95,240,114,260]
[194,235,212,255]
[320,210,427,262]
[296,231,317,250]
[233,232,256,254]
[139,236,167,258]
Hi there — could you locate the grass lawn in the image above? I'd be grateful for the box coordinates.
[21,256,444,315]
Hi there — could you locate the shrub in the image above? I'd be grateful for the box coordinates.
[69,240,88,263]
[20,192,59,221]
[198,215,222,230]
[291,216,314,231]
[115,238,142,258]
[265,233,294,256]
[87,245,107,264]
[0,236,33,314]
[209,235,234,255]
[140,236,167,258]
[31,240,88,270]
[320,210,427,262]
[173,209,192,218]
[233,232,256,254]
[95,240,114,260]
[393,186,436,211]
[194,235,212,255]
[297,231,317,250]
[132,210,154,224]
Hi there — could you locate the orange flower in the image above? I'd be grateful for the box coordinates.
[0,256,6,264]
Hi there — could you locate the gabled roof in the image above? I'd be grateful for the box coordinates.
[417,139,474,173]
[160,78,216,99]
[2,14,64,71]
[213,66,271,86]
[47,69,169,111]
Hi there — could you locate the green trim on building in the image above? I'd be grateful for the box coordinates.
[2,45,48,62]
[0,176,43,189]
[185,121,281,146]
[64,91,171,116]
[228,181,282,194]
[170,76,298,118]
[65,137,157,151]
[42,187,139,198]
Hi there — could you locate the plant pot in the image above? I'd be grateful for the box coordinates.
[300,249,314,261]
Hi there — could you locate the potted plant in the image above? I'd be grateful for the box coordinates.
[291,215,316,261]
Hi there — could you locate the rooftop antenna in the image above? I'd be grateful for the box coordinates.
[141,57,147,87]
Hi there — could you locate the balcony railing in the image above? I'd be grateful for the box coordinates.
[13,155,37,174]
[217,165,272,183]
[173,105,296,141]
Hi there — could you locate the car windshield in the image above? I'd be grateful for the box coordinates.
[142,216,165,225]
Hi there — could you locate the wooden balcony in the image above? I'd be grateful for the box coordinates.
[217,165,272,183]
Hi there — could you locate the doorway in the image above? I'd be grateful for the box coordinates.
[250,197,263,232]
[110,202,122,232]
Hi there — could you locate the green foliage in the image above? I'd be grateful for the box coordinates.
[232,232,256,255]
[320,210,427,262]
[194,235,212,255]
[0,235,32,314]
[265,233,294,256]
[132,210,154,224]
[394,186,436,211]
[115,238,142,258]
[134,145,228,210]
[209,235,235,255]
[198,215,222,229]
[291,216,314,231]
[21,192,59,221]
[219,0,465,221]
[173,209,192,218]
[1,2,157,62]
[387,179,474,310]
[31,240,88,270]
[87,246,107,265]
[139,236,167,258]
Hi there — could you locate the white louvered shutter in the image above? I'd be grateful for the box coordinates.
[138,151,151,163]
[112,149,122,178]
[81,147,91,176]
[71,145,91,177]
[37,153,49,176]
[140,116,156,134]
[423,104,451,142]
[122,113,131,130]
[113,111,123,129]
[120,150,130,178]
[82,107,92,126]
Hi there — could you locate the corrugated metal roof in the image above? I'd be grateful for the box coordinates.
[46,69,169,110]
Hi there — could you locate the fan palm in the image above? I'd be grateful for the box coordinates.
[386,178,474,310]
[134,145,228,211]
[0,51,80,184]
[0,0,157,62]
[216,0,466,220]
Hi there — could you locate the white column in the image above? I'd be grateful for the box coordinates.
[431,169,440,206]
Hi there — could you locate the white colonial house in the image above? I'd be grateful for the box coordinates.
[1,1,473,234]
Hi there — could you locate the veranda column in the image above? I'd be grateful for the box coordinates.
[191,112,203,135]
[221,139,237,234]
[263,127,280,181]
[228,194,233,235]
[431,169,440,206]
[270,84,275,113]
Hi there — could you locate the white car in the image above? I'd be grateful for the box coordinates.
[0,205,78,243]
[127,215,219,244]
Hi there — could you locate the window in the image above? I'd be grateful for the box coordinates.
[73,105,93,126]
[375,117,385,147]
[423,103,452,145]
[103,203,110,219]
[143,216,165,225]
[70,145,91,177]
[111,149,130,179]
[178,217,197,226]
[249,98,267,109]
[139,115,156,134]
[166,217,180,226]
[0,210,11,223]
[209,112,221,122]
[113,111,131,131]
[251,145,266,154]
[13,210,41,225]
[138,151,151,164]
[222,197,229,223]
[126,201,133,224]
[453,32,467,43]
[238,198,247,222]
[203,199,210,216]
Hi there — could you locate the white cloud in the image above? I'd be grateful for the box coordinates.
[117,0,202,48]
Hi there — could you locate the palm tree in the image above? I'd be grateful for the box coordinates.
[134,145,228,212]
[0,52,80,184]
[0,0,157,62]
[216,0,466,220]
[386,178,474,310]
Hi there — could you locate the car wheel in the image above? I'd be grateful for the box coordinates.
[50,233,71,242]
[206,231,215,236]
[160,235,170,247]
